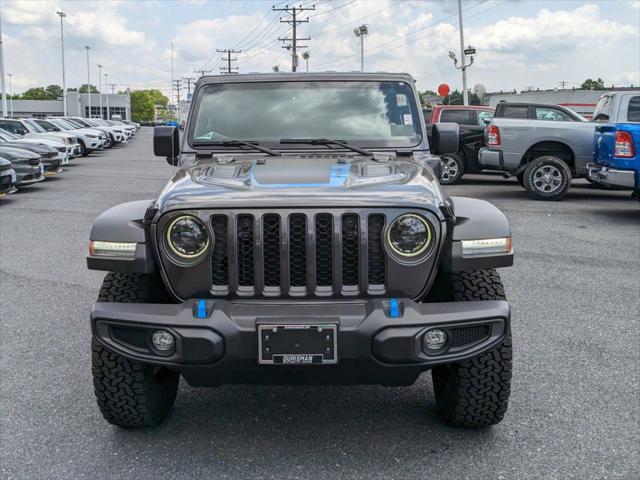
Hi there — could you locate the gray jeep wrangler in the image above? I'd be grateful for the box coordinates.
[87,73,514,429]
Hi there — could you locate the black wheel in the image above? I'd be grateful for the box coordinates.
[522,156,571,200]
[439,154,465,185]
[79,140,88,156]
[91,272,178,428]
[430,270,513,428]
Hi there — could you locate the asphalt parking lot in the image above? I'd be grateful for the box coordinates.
[1,127,638,480]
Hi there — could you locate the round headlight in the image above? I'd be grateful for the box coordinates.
[387,214,431,257]
[166,215,210,258]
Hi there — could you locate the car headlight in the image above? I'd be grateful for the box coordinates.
[387,214,432,257]
[166,215,210,258]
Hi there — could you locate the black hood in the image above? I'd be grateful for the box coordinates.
[155,154,444,215]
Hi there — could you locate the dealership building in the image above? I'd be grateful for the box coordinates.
[4,91,131,120]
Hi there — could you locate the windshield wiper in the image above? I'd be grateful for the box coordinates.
[193,139,281,156]
[279,138,373,157]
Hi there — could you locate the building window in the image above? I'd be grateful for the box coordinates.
[85,106,127,120]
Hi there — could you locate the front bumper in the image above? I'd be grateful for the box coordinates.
[68,144,81,157]
[0,168,15,195]
[43,158,62,175]
[15,164,45,186]
[91,298,510,386]
[587,163,637,190]
[478,147,503,169]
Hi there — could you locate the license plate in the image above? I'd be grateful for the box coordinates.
[11,171,16,183]
[258,324,337,365]
[39,164,44,174]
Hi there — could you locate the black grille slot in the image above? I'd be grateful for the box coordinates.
[289,214,307,287]
[367,214,385,285]
[341,214,360,287]
[211,215,228,286]
[449,325,491,348]
[315,214,333,287]
[111,326,148,349]
[263,214,281,287]
[237,215,255,287]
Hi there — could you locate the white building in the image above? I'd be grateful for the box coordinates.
[5,91,131,120]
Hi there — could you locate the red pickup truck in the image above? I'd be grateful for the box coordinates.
[425,105,494,184]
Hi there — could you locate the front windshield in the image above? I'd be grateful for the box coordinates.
[190,80,422,149]
[49,119,71,130]
[0,128,18,140]
[24,119,47,133]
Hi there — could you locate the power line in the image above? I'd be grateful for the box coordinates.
[274,4,316,72]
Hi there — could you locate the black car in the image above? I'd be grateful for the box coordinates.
[0,156,16,196]
[87,72,514,430]
[0,146,44,187]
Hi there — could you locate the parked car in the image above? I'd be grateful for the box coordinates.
[33,118,105,155]
[70,117,126,145]
[0,133,61,175]
[0,146,44,188]
[0,128,69,165]
[426,105,495,184]
[0,156,16,197]
[588,91,640,199]
[87,72,515,430]
[478,102,596,200]
[0,118,81,158]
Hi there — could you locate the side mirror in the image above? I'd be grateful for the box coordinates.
[154,126,180,166]
[482,117,492,125]
[16,128,27,136]
[431,122,459,154]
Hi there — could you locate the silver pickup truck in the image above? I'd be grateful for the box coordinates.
[478,102,596,200]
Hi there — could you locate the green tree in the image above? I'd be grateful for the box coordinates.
[130,90,156,122]
[442,89,480,105]
[45,84,63,99]
[581,78,605,90]
[79,84,99,93]
[20,87,49,100]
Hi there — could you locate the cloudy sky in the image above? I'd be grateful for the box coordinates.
[2,0,639,100]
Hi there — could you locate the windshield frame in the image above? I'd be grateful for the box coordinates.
[186,78,426,155]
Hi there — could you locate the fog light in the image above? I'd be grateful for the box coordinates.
[151,330,174,352]
[423,329,447,352]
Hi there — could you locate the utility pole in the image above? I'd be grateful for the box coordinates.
[85,45,91,117]
[8,73,13,117]
[56,11,67,116]
[0,7,6,118]
[353,25,368,71]
[193,68,213,78]
[274,4,315,72]
[558,80,567,90]
[217,49,241,74]
[454,0,475,106]
[170,42,174,109]
[172,79,182,123]
[182,76,196,99]
[97,64,103,119]
[104,73,109,119]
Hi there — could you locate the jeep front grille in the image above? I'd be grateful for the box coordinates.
[209,211,387,297]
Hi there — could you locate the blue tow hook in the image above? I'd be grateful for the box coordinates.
[196,299,208,319]
[389,298,401,318]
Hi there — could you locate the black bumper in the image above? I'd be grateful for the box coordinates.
[91,298,510,386]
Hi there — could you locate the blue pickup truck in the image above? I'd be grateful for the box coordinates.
[588,91,640,199]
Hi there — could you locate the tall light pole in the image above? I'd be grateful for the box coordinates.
[56,11,67,116]
[85,45,91,117]
[97,64,102,119]
[8,73,13,117]
[0,8,8,117]
[353,25,368,72]
[302,51,310,72]
[448,0,476,106]
[104,73,109,120]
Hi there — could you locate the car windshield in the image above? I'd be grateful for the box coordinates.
[24,119,48,133]
[49,120,71,130]
[0,128,18,140]
[190,80,422,149]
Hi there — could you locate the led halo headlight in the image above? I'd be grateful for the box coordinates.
[387,214,432,257]
[166,215,210,259]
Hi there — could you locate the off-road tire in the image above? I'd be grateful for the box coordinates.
[431,270,512,428]
[439,154,465,185]
[523,156,572,200]
[92,272,179,428]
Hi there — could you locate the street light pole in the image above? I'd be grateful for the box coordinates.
[0,8,8,117]
[457,0,468,106]
[104,73,109,120]
[97,64,103,119]
[8,73,13,117]
[353,25,368,72]
[85,45,91,117]
[56,11,67,116]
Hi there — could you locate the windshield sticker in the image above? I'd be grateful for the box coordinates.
[403,114,413,126]
[396,94,408,107]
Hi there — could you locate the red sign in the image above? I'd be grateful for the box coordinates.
[437,84,450,97]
